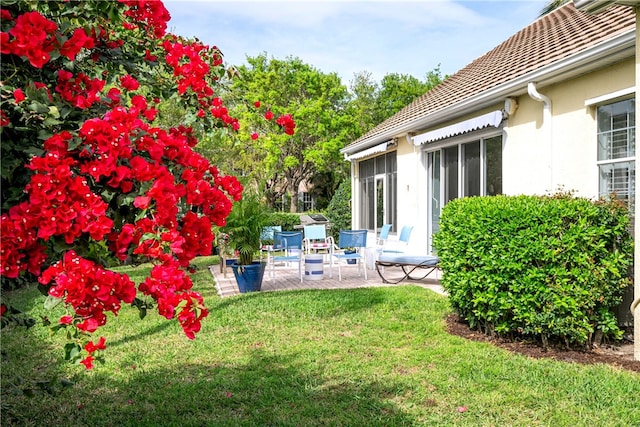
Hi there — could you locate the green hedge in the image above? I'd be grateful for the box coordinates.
[267,212,301,231]
[432,193,633,348]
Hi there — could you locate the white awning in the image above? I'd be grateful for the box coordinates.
[346,140,390,161]
[412,110,504,146]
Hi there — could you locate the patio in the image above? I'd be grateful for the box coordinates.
[209,259,445,298]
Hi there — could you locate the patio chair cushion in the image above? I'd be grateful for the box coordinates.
[375,253,440,284]
[377,254,439,266]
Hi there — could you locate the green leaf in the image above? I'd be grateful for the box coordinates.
[48,106,60,119]
[64,343,82,362]
[44,295,63,310]
[27,101,50,114]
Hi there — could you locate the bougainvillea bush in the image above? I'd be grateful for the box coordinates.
[0,0,294,368]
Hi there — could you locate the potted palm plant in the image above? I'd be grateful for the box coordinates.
[221,192,270,293]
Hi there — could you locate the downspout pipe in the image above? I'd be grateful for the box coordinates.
[528,82,553,189]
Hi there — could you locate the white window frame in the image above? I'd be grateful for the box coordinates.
[422,129,503,252]
[595,97,635,214]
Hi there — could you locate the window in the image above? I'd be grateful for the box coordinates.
[301,192,313,212]
[359,152,397,231]
[597,98,635,213]
[426,134,502,252]
[437,135,502,201]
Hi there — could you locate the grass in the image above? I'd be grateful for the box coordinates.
[1,255,639,426]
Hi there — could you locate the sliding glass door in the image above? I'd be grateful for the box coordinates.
[426,135,502,253]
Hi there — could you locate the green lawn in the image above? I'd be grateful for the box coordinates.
[2,256,639,426]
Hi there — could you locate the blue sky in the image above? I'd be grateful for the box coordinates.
[163,0,550,84]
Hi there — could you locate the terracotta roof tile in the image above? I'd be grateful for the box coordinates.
[349,3,635,148]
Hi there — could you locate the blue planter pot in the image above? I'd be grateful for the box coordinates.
[231,261,266,293]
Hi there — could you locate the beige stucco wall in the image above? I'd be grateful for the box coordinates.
[504,57,635,198]
[394,137,423,252]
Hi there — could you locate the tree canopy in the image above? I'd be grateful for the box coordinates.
[231,54,353,212]
[227,56,446,212]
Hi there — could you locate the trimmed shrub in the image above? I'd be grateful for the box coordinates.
[267,212,301,231]
[433,193,633,348]
[326,179,352,241]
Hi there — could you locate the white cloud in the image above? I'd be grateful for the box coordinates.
[164,0,548,83]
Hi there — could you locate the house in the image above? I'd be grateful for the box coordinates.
[340,1,639,359]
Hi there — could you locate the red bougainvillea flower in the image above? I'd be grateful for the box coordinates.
[40,251,136,334]
[1,9,13,21]
[79,355,94,370]
[253,101,260,108]
[55,70,105,109]
[59,315,73,325]
[5,11,59,68]
[59,27,95,61]
[84,336,106,353]
[120,74,140,91]
[275,114,296,135]
[251,132,258,140]
[120,0,171,39]
[0,110,9,127]
[0,304,6,317]
[144,48,157,62]
[264,110,274,120]
[13,88,25,103]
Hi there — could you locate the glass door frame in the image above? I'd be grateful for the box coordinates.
[374,174,387,233]
[427,150,442,254]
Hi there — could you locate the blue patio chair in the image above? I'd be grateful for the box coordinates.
[270,231,304,283]
[260,225,282,262]
[381,225,413,255]
[376,224,393,249]
[303,224,334,260]
[331,229,368,281]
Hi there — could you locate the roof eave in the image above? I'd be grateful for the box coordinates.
[341,30,635,156]
[574,0,640,12]
[573,0,618,13]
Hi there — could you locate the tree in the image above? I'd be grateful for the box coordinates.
[373,67,445,125]
[0,1,293,367]
[347,71,379,139]
[231,54,352,212]
[344,67,446,142]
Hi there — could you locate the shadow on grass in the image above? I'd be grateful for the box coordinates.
[1,319,74,425]
[106,321,174,348]
[55,351,416,426]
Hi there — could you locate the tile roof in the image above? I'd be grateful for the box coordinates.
[347,3,635,150]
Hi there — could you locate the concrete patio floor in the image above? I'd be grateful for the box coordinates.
[209,260,445,298]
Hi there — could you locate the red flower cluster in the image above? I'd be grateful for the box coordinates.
[40,251,136,333]
[2,86,243,344]
[276,114,296,135]
[161,37,239,130]
[119,0,171,39]
[250,103,297,140]
[80,337,107,370]
[1,11,58,67]
[1,10,95,68]
[56,70,106,109]
[59,28,95,60]
[139,262,208,339]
